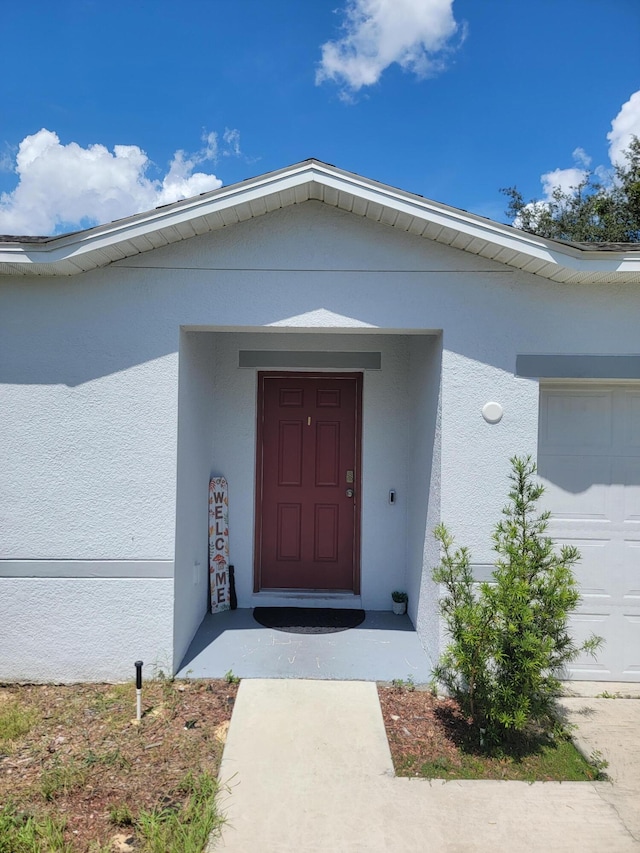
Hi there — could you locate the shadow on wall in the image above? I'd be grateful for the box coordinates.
[1,271,181,386]
[537,386,640,490]
[3,199,638,389]
[0,204,568,388]
[538,456,640,491]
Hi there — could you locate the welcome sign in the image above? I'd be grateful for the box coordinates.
[209,477,230,613]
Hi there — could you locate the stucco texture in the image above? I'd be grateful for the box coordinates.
[0,578,173,682]
[2,200,640,681]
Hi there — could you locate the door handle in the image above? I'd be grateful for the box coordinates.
[346,489,354,498]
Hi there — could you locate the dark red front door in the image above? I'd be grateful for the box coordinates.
[255,373,361,592]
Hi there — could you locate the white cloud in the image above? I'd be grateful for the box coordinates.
[512,89,640,226]
[572,147,591,169]
[514,152,591,229]
[222,128,241,157]
[0,148,14,173]
[316,0,463,96]
[540,155,590,201]
[0,128,241,236]
[607,90,640,167]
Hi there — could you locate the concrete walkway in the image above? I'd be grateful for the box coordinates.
[212,680,640,852]
[558,696,640,844]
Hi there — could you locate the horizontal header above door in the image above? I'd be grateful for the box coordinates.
[239,351,381,369]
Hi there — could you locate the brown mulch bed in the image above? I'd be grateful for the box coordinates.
[0,679,237,851]
[378,684,472,774]
[377,684,597,781]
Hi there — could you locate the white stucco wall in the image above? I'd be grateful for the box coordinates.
[1,278,180,560]
[0,278,180,680]
[173,331,217,670]
[2,199,640,680]
[0,577,173,682]
[407,335,442,665]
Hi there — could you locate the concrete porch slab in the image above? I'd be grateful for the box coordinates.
[176,609,432,682]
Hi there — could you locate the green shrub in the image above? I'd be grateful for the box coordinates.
[432,455,602,741]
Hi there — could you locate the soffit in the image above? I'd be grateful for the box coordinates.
[0,160,638,283]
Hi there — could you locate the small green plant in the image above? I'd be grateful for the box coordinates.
[224,670,240,685]
[83,747,131,769]
[90,683,130,713]
[432,455,603,742]
[595,690,621,699]
[0,700,38,749]
[108,802,135,826]
[135,770,224,853]
[391,591,408,603]
[153,656,176,683]
[588,749,610,780]
[41,757,87,801]
[391,675,416,692]
[0,805,71,853]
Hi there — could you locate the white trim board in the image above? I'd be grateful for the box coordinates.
[2,160,638,284]
[0,561,174,578]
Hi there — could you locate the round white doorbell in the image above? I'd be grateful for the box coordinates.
[482,401,503,424]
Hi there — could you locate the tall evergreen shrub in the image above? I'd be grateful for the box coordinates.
[433,456,601,739]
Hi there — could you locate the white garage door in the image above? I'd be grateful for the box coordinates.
[538,384,640,682]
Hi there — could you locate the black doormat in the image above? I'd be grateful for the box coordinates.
[253,607,365,634]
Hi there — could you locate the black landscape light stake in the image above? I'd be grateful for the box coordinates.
[229,565,237,610]
[135,660,143,721]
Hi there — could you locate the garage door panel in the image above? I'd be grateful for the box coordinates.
[542,390,612,452]
[567,612,612,679]
[618,391,640,451]
[553,537,634,605]
[556,539,611,602]
[616,458,640,519]
[539,383,640,682]
[541,457,611,517]
[623,546,640,600]
[547,520,612,540]
[553,536,640,612]
[567,609,640,680]
[622,613,640,678]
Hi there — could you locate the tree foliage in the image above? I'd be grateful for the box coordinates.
[432,456,602,742]
[502,136,640,243]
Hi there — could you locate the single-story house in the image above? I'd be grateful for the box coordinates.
[1,159,639,684]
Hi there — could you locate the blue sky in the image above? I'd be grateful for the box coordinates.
[1,0,639,235]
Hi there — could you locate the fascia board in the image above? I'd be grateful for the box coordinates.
[0,159,639,279]
[0,165,318,269]
[309,168,640,276]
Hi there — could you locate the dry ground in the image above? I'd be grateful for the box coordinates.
[0,679,237,851]
[1,678,601,851]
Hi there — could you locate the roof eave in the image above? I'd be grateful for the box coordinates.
[0,159,638,282]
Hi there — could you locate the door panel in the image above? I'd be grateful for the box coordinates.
[256,373,361,591]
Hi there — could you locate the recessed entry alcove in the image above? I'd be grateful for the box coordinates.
[173,329,443,672]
